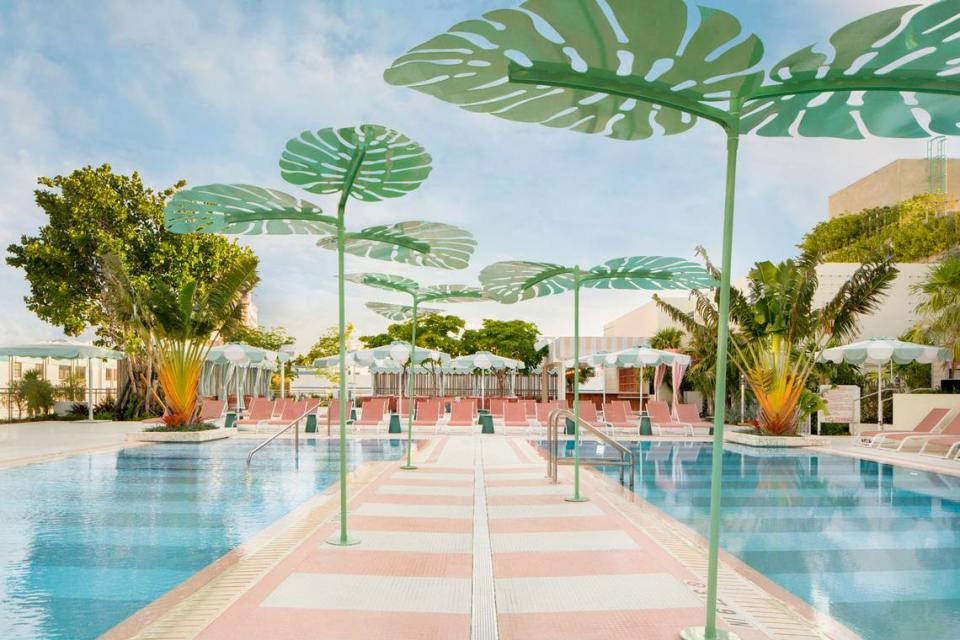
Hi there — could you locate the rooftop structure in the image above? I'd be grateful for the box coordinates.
[829,158,960,220]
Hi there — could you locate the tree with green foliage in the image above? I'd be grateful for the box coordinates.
[228,324,296,392]
[21,370,55,418]
[359,313,466,356]
[296,324,355,384]
[650,328,684,350]
[910,254,960,377]
[460,319,545,371]
[6,165,257,417]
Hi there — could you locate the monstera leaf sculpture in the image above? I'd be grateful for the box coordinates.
[480,256,714,502]
[348,272,486,469]
[387,3,960,635]
[165,124,476,547]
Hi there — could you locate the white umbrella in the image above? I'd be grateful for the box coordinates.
[819,338,951,426]
[447,351,521,407]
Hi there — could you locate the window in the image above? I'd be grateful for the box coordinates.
[618,368,638,393]
[75,366,86,379]
[12,362,21,379]
[59,365,72,381]
[105,367,115,382]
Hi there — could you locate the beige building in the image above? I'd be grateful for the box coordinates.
[828,158,960,219]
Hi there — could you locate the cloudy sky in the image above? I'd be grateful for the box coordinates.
[0,0,934,350]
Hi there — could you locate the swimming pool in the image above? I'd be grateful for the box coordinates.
[0,437,406,640]
[552,440,960,640]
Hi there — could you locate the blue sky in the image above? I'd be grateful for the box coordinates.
[0,0,934,350]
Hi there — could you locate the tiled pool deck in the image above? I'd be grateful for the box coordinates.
[116,434,866,640]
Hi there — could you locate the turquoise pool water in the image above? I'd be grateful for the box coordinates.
[553,441,960,640]
[0,438,406,640]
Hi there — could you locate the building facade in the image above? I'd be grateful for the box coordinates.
[828,158,960,219]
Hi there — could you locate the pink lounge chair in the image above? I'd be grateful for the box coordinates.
[264,399,307,428]
[235,398,276,431]
[617,400,636,417]
[881,412,960,451]
[521,399,537,417]
[859,407,949,447]
[646,400,694,436]
[197,399,226,425]
[676,403,713,434]
[503,402,530,428]
[271,398,287,418]
[414,400,441,431]
[355,400,386,429]
[489,398,506,418]
[602,402,637,434]
[447,400,475,428]
[919,428,960,459]
[573,401,602,429]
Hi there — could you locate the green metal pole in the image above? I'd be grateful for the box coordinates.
[401,296,419,470]
[327,199,359,546]
[682,113,742,640]
[566,269,587,503]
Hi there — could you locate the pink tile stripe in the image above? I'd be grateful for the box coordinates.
[348,515,473,533]
[364,494,473,506]
[200,609,469,640]
[489,516,619,533]
[498,609,767,640]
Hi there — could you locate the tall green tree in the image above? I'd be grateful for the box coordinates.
[6,164,257,416]
[650,328,684,350]
[911,254,960,377]
[460,319,546,371]
[359,313,466,356]
[7,164,256,339]
[296,324,355,384]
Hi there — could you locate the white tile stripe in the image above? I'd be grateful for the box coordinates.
[473,437,498,640]
[354,503,473,519]
[485,485,568,496]
[488,503,605,519]
[494,574,702,613]
[491,530,639,553]
[262,574,471,613]
[394,472,472,481]
[343,530,472,553]
[376,484,474,496]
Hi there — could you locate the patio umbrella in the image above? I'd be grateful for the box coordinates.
[819,338,951,426]
[165,125,476,548]
[0,341,124,421]
[386,2,960,636]
[565,351,613,407]
[602,346,690,411]
[349,273,485,469]
[447,351,522,409]
[480,257,714,503]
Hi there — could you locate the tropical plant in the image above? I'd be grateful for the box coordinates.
[911,254,960,376]
[650,328,684,350]
[104,253,259,427]
[228,324,296,391]
[56,372,86,402]
[361,313,465,356]
[657,246,896,435]
[21,370,55,418]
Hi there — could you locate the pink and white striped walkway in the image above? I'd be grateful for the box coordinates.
[191,437,799,640]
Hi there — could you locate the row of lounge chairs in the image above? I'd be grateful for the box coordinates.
[142,397,320,433]
[858,407,960,459]
[334,396,711,436]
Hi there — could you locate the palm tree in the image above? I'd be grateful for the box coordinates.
[104,253,259,427]
[656,246,896,434]
[649,328,683,350]
[912,254,960,377]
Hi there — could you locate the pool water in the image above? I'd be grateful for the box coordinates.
[553,441,960,640]
[0,438,406,640]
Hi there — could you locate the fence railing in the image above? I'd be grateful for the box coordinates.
[371,372,558,398]
[0,386,119,420]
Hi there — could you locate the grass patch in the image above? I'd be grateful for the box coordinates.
[144,423,218,433]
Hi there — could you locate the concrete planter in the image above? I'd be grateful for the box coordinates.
[128,429,232,443]
[724,430,826,448]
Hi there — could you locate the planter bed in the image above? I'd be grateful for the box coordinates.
[128,429,233,443]
[723,430,826,448]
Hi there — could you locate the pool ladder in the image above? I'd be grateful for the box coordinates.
[545,408,635,489]
[246,409,311,465]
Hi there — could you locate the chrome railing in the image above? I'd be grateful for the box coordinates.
[246,409,312,465]
[545,408,634,489]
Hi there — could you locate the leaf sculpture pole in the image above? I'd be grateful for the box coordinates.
[480,257,715,502]
[386,2,960,635]
[166,124,475,548]
[348,274,485,469]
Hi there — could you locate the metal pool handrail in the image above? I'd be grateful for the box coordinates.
[546,407,634,489]
[246,408,312,465]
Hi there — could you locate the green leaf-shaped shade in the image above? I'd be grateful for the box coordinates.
[318,221,475,270]
[479,261,575,303]
[279,125,432,201]
[742,2,960,139]
[583,256,717,290]
[417,284,486,303]
[384,0,763,140]
[366,301,443,322]
[346,272,419,295]
[164,184,336,235]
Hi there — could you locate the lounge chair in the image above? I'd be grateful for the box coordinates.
[263,399,308,429]
[235,398,276,432]
[919,432,960,459]
[503,402,530,430]
[602,402,637,435]
[354,400,386,431]
[271,398,287,418]
[676,403,713,435]
[574,402,603,429]
[489,398,506,418]
[646,400,694,436]
[447,400,474,428]
[881,412,960,452]
[414,400,442,432]
[521,398,537,417]
[197,399,226,426]
[859,407,949,447]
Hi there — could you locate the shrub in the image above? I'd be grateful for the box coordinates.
[21,370,55,417]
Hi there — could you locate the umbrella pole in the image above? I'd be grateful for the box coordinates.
[280,361,285,400]
[87,357,93,421]
[566,270,587,503]
[877,363,883,427]
[401,299,419,470]
[683,122,741,640]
